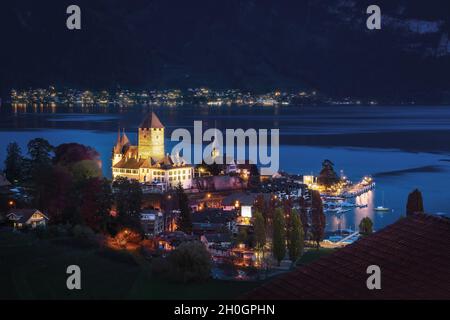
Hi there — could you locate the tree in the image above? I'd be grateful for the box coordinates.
[53,143,100,166]
[80,178,113,232]
[4,142,23,183]
[26,138,54,208]
[113,177,143,231]
[288,209,304,262]
[27,138,53,166]
[167,241,212,283]
[359,217,373,236]
[236,227,248,245]
[272,208,286,265]
[43,165,74,223]
[253,210,266,251]
[406,189,424,216]
[311,190,325,248]
[175,184,192,234]
[54,143,102,182]
[299,196,309,238]
[317,159,340,187]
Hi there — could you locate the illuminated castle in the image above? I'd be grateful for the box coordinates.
[112,112,193,189]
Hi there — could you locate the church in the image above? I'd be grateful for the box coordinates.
[112,112,193,189]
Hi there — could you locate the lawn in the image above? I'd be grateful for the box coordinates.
[0,230,259,300]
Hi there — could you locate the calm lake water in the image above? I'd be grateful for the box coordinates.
[1,104,450,231]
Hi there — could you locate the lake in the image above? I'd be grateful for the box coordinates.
[1,104,450,231]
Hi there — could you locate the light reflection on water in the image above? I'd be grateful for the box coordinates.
[327,191,375,232]
[1,104,450,232]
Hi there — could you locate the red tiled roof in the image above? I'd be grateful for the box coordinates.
[243,214,450,300]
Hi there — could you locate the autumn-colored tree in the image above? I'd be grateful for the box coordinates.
[80,178,113,233]
[311,190,325,248]
[53,143,100,166]
[272,208,286,265]
[288,209,304,262]
[43,165,73,223]
[406,189,424,216]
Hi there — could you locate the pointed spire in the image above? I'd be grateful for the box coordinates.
[114,127,123,153]
[116,127,121,144]
[140,111,164,129]
[121,128,130,146]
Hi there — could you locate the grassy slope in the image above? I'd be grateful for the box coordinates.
[0,231,258,300]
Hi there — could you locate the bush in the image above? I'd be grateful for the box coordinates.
[151,257,170,275]
[34,224,65,239]
[166,241,212,283]
[72,224,95,239]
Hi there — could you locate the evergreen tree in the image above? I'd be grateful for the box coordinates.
[236,227,248,245]
[288,209,304,262]
[406,189,424,216]
[26,138,54,208]
[272,208,286,265]
[253,210,266,251]
[299,196,309,238]
[311,190,325,248]
[27,138,53,166]
[359,217,373,236]
[176,183,192,234]
[4,142,23,183]
[317,159,340,187]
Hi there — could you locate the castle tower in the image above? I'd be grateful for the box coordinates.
[112,129,130,166]
[138,112,165,161]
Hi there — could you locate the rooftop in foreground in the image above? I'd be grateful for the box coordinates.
[243,214,450,300]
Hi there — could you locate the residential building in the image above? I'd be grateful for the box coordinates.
[7,209,49,229]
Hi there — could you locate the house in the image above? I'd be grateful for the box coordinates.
[7,209,49,229]
[192,208,236,235]
[140,209,164,237]
[243,214,450,300]
[201,233,233,259]
[157,231,195,251]
[201,233,232,248]
[222,192,255,211]
[0,174,11,188]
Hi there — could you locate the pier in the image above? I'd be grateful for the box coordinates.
[342,181,375,198]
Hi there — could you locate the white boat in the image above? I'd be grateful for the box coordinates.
[374,192,390,212]
[374,206,390,212]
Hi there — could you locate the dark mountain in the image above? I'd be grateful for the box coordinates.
[1,0,450,101]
